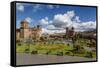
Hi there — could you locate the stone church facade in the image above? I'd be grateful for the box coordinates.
[65,27,75,37]
[16,20,42,41]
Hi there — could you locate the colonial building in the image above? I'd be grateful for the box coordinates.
[16,20,42,41]
[65,27,75,37]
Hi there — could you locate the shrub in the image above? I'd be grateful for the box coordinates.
[45,51,51,55]
[24,48,29,53]
[56,51,63,56]
[65,51,74,56]
[65,51,71,55]
[18,43,22,46]
[31,50,38,54]
[84,51,93,58]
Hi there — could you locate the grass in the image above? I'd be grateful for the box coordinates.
[16,43,73,54]
[75,38,90,46]
[16,39,96,58]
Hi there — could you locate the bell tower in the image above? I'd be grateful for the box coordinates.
[20,20,30,40]
[20,20,29,29]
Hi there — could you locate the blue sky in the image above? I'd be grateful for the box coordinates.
[16,3,96,33]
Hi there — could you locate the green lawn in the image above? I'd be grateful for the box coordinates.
[16,43,73,54]
[16,39,96,58]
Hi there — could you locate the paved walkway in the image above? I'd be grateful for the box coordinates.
[16,53,96,65]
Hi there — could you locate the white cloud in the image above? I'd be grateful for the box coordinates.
[16,3,24,12]
[46,25,56,29]
[33,4,41,12]
[45,17,48,21]
[39,10,96,34]
[67,11,75,18]
[80,21,96,30]
[72,21,96,32]
[47,5,60,9]
[56,5,60,8]
[81,21,96,29]
[74,16,81,23]
[42,28,65,34]
[47,5,54,9]
[49,20,53,24]
[50,10,96,32]
[39,17,49,26]
[42,28,53,34]
[34,4,40,8]
[52,10,74,28]
[25,17,33,23]
[32,4,60,12]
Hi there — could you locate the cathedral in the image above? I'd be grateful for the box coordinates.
[65,27,75,37]
[16,20,42,41]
